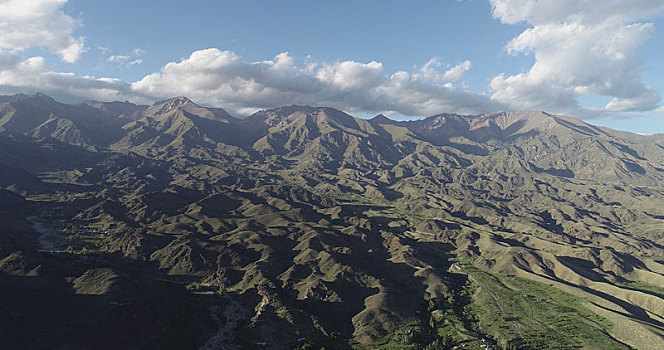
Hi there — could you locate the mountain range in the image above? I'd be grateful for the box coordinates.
[1,93,663,349]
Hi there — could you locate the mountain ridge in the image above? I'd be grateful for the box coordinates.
[4,92,658,134]
[1,93,663,349]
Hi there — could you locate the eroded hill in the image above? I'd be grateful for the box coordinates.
[1,94,663,349]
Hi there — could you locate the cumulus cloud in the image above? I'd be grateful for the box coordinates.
[269,52,295,69]
[0,51,143,102]
[489,0,664,117]
[316,60,384,89]
[441,61,472,82]
[0,0,86,62]
[1,48,497,117]
[131,49,499,116]
[413,58,472,82]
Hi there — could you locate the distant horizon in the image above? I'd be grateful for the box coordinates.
[0,1,663,134]
[5,91,661,137]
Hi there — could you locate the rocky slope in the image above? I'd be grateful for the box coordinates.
[1,94,663,349]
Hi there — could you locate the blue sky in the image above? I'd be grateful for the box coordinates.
[57,0,531,87]
[1,0,664,134]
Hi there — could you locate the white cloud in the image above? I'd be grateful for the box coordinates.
[0,0,86,62]
[491,0,664,25]
[270,52,295,69]
[1,48,495,117]
[105,48,144,67]
[489,0,664,117]
[413,58,472,82]
[0,51,142,102]
[413,58,442,81]
[107,55,131,63]
[316,60,384,89]
[1,42,658,121]
[441,60,472,82]
[131,48,500,116]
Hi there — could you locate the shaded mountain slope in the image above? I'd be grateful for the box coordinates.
[0,94,663,349]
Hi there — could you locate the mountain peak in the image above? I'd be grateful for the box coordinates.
[155,96,197,108]
[245,105,359,130]
[370,114,393,124]
[34,92,53,99]
[245,105,319,126]
[13,92,57,103]
[0,93,59,105]
[263,105,317,115]
[145,96,199,118]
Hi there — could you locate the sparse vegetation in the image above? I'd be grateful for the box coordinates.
[461,266,624,349]
[1,96,663,349]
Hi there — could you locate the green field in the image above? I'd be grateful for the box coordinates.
[460,265,626,349]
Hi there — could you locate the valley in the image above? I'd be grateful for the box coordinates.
[0,93,663,349]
